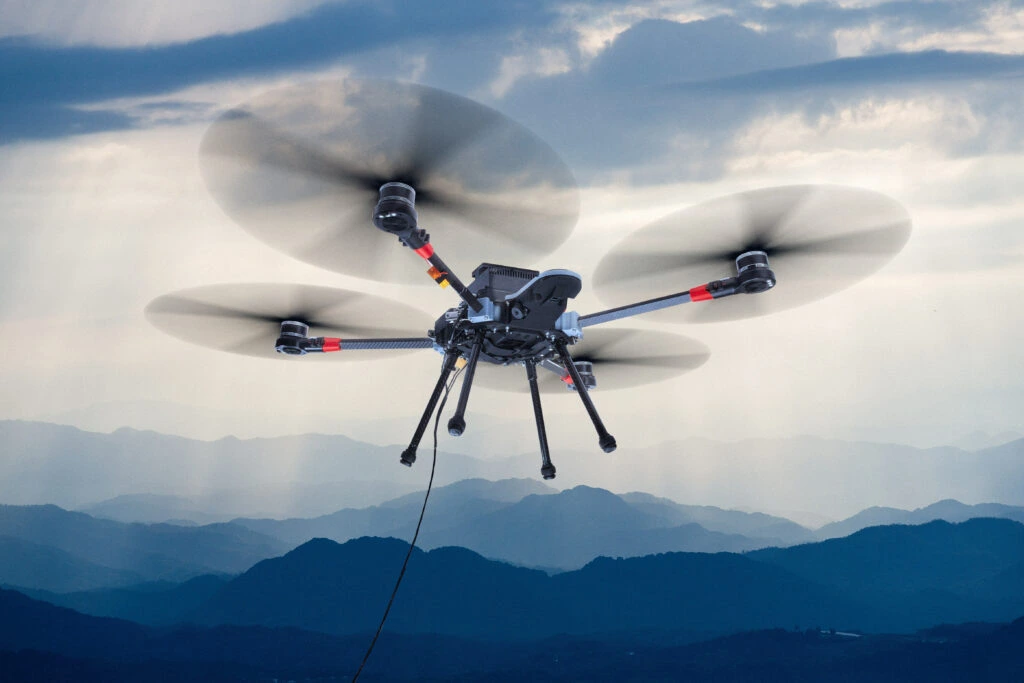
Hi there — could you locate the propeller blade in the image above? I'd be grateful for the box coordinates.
[145,283,434,361]
[200,79,579,285]
[474,328,710,394]
[593,185,911,323]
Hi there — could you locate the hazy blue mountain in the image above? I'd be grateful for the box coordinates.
[190,520,1024,638]
[191,536,872,638]
[235,482,773,569]
[753,519,1024,608]
[233,478,554,547]
[818,499,1024,539]
[4,584,1024,682]
[0,536,145,592]
[79,479,422,523]
[425,485,766,568]
[20,574,229,626]
[0,504,286,581]
[0,420,528,511]
[542,435,1024,518]
[620,491,815,544]
[950,430,1023,451]
[9,420,1024,519]
[80,493,231,525]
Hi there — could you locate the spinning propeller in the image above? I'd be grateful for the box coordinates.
[594,185,911,323]
[200,79,579,285]
[145,283,433,361]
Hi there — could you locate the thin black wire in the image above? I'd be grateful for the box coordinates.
[350,365,464,683]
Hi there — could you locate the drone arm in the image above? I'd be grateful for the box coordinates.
[408,241,483,312]
[578,278,740,328]
[306,337,436,352]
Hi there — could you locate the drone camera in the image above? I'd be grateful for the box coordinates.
[373,182,419,234]
[734,250,776,294]
[275,320,310,355]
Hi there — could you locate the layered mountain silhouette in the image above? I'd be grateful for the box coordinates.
[0,504,285,587]
[188,519,1024,638]
[7,585,1022,682]
[191,536,869,638]
[0,536,145,592]
[0,420,530,511]
[818,499,1024,539]
[233,481,806,569]
[6,421,1024,520]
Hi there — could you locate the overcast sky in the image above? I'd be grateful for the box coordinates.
[1,0,1022,454]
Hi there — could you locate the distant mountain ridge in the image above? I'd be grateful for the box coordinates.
[5,420,1024,519]
[0,504,285,588]
[189,518,1024,638]
[233,480,809,569]
[6,585,1023,682]
[818,499,1024,539]
[0,420,530,511]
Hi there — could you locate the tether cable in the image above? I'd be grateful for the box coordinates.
[350,366,464,682]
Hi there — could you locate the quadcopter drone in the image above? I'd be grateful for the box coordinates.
[146,80,912,480]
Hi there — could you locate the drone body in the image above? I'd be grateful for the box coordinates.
[146,79,911,480]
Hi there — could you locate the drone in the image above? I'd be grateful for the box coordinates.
[146,79,912,480]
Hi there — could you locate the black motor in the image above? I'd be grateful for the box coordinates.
[373,182,418,234]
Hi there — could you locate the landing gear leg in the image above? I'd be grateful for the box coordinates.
[400,350,460,466]
[525,360,556,479]
[447,333,483,437]
[554,340,617,453]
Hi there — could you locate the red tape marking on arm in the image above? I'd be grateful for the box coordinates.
[689,285,713,301]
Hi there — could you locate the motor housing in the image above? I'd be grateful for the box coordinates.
[734,250,776,294]
[275,320,310,355]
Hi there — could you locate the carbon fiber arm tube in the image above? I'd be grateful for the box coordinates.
[316,337,435,351]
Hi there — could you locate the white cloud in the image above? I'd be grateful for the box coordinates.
[833,1,1024,57]
[487,47,573,98]
[554,1,725,62]
[0,0,333,47]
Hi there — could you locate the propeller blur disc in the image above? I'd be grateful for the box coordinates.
[593,185,911,323]
[200,79,579,284]
[473,328,710,394]
[145,283,434,360]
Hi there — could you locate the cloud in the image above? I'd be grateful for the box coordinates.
[0,0,558,142]
[584,17,834,85]
[0,0,332,47]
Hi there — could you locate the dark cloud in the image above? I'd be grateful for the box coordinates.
[585,17,834,86]
[673,50,1024,93]
[0,0,559,142]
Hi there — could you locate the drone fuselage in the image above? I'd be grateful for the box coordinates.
[430,263,584,369]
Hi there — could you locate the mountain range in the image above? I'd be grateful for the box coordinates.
[5,421,1024,519]
[5,585,1022,682]
[188,519,1024,638]
[818,499,1024,539]
[0,504,285,590]
[5,474,1024,590]
[15,518,1024,640]
[233,480,813,569]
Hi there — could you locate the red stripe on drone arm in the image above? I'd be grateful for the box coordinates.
[561,374,574,385]
[689,284,713,301]
[322,338,341,352]
[414,244,434,259]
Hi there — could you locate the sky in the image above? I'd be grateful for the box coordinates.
[1,0,1023,456]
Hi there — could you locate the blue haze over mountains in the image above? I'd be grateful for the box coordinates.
[3,421,1024,679]
[5,420,1024,519]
